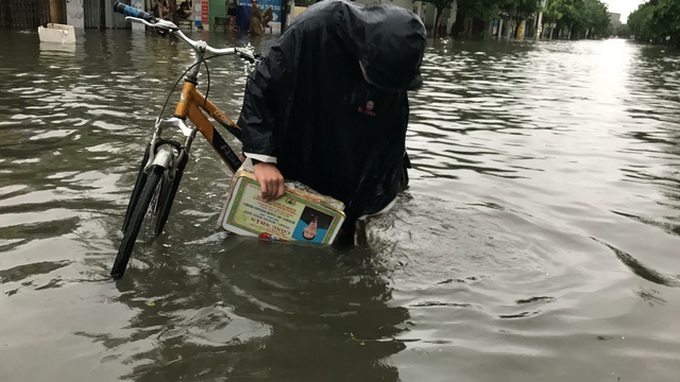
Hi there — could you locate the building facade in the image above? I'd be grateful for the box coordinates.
[2,0,440,33]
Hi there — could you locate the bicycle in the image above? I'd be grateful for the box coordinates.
[110,2,257,279]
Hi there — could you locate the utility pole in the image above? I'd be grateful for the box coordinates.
[506,8,515,40]
[535,0,546,40]
[48,0,66,24]
[432,6,438,38]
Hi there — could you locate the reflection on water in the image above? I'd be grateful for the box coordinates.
[0,29,679,381]
[98,240,407,381]
[39,41,77,54]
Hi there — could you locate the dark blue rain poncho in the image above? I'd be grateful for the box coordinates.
[237,0,426,235]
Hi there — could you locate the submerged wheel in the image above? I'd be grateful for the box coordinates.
[121,145,151,233]
[111,165,165,279]
[152,149,187,238]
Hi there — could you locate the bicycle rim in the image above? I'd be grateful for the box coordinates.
[111,165,165,279]
[141,173,167,242]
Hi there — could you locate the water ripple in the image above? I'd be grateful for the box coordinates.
[1,31,680,381]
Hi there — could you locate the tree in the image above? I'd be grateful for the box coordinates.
[628,2,656,40]
[628,0,679,47]
[615,23,631,38]
[443,0,611,40]
[502,0,542,39]
[543,0,610,39]
[420,0,456,37]
[450,0,535,38]
[652,0,680,47]
[582,0,611,38]
[449,0,503,38]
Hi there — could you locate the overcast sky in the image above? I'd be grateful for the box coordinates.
[602,0,647,22]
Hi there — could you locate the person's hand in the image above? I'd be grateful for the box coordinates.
[253,162,284,202]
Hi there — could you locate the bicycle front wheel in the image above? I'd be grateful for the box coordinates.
[111,165,165,279]
[121,144,151,233]
[152,149,188,238]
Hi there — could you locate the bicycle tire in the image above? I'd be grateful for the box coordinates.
[153,149,188,237]
[140,170,167,243]
[111,165,165,279]
[122,144,151,233]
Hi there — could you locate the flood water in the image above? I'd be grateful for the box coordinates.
[1,29,679,381]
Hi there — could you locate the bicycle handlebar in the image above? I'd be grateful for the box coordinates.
[113,1,156,23]
[112,1,257,63]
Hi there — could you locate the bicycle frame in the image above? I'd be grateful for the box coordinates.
[142,42,249,180]
[174,79,243,173]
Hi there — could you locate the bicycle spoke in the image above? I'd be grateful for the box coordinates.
[141,174,164,242]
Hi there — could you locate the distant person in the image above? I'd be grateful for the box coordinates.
[249,0,264,37]
[175,1,192,20]
[151,0,160,17]
[152,0,170,20]
[262,6,273,31]
[226,0,238,30]
[237,0,426,246]
[249,0,272,36]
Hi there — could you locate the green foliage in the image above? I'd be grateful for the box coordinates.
[454,0,537,21]
[615,23,630,37]
[628,2,656,40]
[420,0,456,13]
[442,0,609,39]
[628,0,680,47]
[543,0,611,38]
[514,0,542,19]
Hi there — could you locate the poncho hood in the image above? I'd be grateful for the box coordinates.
[333,1,427,91]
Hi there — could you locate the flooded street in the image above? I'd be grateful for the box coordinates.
[1,29,679,381]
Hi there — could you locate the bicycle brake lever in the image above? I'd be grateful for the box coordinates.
[150,19,177,37]
[235,48,256,64]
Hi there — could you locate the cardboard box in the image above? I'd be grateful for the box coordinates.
[220,171,346,244]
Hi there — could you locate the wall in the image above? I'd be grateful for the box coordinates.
[290,5,305,21]
[105,0,130,29]
[67,0,85,28]
[131,0,144,30]
[209,0,226,26]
